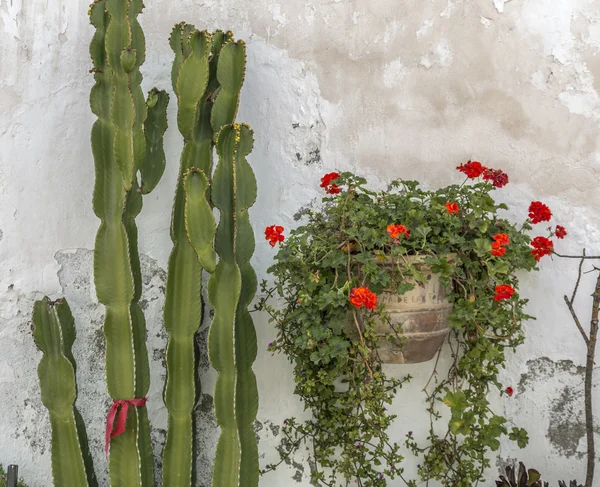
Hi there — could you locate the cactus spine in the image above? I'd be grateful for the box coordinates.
[89,0,168,485]
[209,123,259,487]
[32,298,98,487]
[161,24,248,486]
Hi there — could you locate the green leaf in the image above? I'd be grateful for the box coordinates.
[474,238,491,257]
[397,282,415,295]
[509,427,529,448]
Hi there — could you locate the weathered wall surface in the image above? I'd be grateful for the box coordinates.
[1,0,599,485]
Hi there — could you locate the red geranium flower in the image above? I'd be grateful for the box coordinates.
[494,284,515,301]
[528,201,552,224]
[445,202,459,214]
[491,246,507,257]
[387,224,410,240]
[530,236,554,262]
[490,233,510,257]
[493,233,510,246]
[555,225,567,239]
[457,160,487,178]
[350,286,378,310]
[505,386,514,397]
[265,225,285,247]
[320,172,341,194]
[482,168,509,188]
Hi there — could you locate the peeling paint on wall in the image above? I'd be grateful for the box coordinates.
[518,357,599,460]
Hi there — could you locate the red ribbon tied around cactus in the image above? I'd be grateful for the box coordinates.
[105,398,147,457]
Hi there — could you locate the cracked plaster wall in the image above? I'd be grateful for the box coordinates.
[1,0,600,485]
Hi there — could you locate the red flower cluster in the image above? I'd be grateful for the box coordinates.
[491,233,510,257]
[555,225,567,239]
[320,172,341,194]
[530,236,554,262]
[265,225,285,247]
[387,224,410,240]
[528,201,552,224]
[350,286,377,310]
[482,168,509,188]
[457,160,486,178]
[456,161,509,188]
[494,284,515,301]
[445,202,459,214]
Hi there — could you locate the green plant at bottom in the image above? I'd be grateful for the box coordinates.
[496,463,546,487]
[495,462,585,487]
[260,162,564,486]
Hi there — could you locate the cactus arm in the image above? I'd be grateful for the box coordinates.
[175,30,211,139]
[211,41,246,134]
[161,238,201,487]
[89,0,115,222]
[32,298,97,487]
[124,185,156,486]
[140,88,169,194]
[105,0,147,190]
[207,30,232,94]
[184,168,217,273]
[161,25,214,487]
[54,302,99,487]
[209,123,258,487]
[232,125,259,487]
[169,22,196,93]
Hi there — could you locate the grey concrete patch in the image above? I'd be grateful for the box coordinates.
[518,356,599,459]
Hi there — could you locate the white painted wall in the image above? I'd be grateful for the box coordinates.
[1,0,599,485]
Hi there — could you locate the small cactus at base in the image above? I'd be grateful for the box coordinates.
[32,298,97,487]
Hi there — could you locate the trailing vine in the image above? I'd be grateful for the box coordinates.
[259,162,564,486]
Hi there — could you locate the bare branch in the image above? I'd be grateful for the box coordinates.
[564,253,590,344]
[564,295,589,344]
[553,251,600,260]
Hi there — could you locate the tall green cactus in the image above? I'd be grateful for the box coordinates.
[161,24,248,487]
[33,4,260,486]
[209,123,259,487]
[89,0,167,485]
[32,298,98,487]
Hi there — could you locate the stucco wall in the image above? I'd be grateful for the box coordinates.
[1,0,599,485]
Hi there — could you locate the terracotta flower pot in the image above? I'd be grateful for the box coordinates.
[372,255,453,364]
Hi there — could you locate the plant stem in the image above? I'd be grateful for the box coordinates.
[585,270,599,487]
[561,251,598,487]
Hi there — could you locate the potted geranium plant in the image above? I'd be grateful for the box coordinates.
[259,161,566,486]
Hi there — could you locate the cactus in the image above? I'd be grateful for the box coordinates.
[208,123,259,487]
[89,0,167,485]
[161,24,247,487]
[32,298,97,487]
[33,4,259,486]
